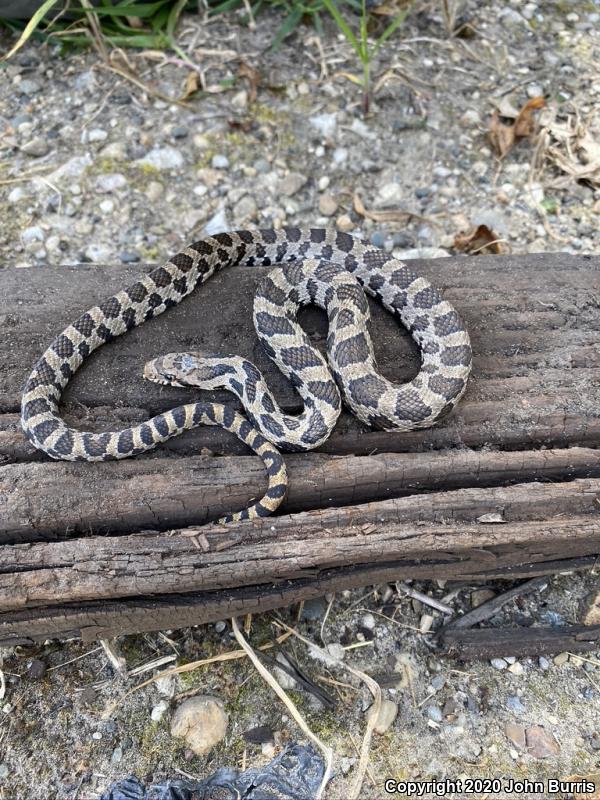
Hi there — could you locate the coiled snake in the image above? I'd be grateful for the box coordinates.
[21,228,472,523]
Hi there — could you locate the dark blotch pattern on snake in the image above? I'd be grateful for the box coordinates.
[21,228,472,523]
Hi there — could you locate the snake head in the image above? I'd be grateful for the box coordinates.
[143,352,234,388]
[143,353,193,387]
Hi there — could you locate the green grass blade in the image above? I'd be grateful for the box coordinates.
[207,0,244,16]
[167,0,189,40]
[321,0,360,54]
[1,0,62,60]
[89,2,173,18]
[270,5,303,50]
[374,4,411,51]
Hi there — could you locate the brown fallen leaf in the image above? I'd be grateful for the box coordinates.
[489,95,545,157]
[180,70,202,101]
[454,223,503,255]
[514,95,546,138]
[489,111,515,158]
[238,62,260,103]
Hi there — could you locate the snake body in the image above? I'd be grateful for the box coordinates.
[21,228,472,522]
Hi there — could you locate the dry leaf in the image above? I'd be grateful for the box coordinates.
[489,111,515,158]
[454,224,503,255]
[489,96,545,157]
[513,95,546,138]
[333,71,365,86]
[180,71,202,101]
[238,62,260,103]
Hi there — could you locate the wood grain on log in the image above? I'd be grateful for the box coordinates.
[2,254,599,462]
[0,254,598,643]
[2,446,600,540]
[1,478,599,611]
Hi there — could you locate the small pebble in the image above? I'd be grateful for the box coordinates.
[214,620,227,633]
[538,656,550,670]
[278,172,307,197]
[88,128,108,142]
[360,612,376,630]
[370,231,386,249]
[21,226,45,245]
[332,147,348,165]
[170,696,228,756]
[151,700,169,722]
[506,695,526,712]
[172,126,189,139]
[19,78,41,95]
[204,208,229,236]
[138,146,184,170]
[318,194,338,216]
[95,173,127,193]
[335,214,354,232]
[21,137,49,157]
[27,659,47,679]
[211,154,229,169]
[309,112,337,138]
[253,158,270,174]
[490,658,508,670]
[99,141,128,160]
[368,699,398,734]
[8,187,26,203]
[99,199,114,214]
[119,251,140,263]
[507,662,524,676]
[110,746,123,765]
[425,705,443,723]
[553,652,569,666]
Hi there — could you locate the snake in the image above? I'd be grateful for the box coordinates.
[21,227,472,523]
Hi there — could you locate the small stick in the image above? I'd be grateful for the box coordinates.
[395,582,454,615]
[100,639,127,676]
[320,595,335,645]
[442,576,548,631]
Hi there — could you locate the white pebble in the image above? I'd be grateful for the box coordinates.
[88,128,108,142]
[211,154,229,169]
[151,700,169,722]
[21,226,45,245]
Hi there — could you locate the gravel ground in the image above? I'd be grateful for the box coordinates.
[1,1,600,798]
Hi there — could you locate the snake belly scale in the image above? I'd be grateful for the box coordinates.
[21,228,472,523]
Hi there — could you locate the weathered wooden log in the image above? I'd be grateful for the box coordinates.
[440,625,600,659]
[0,253,598,643]
[3,446,600,541]
[0,555,597,647]
[1,478,599,610]
[2,254,600,463]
